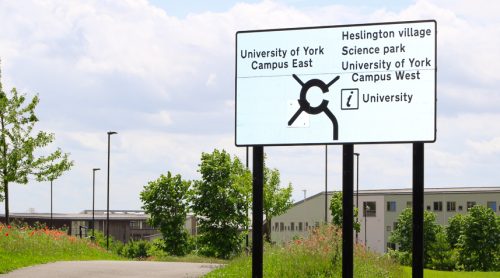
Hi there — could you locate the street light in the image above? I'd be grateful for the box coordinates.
[106,131,117,250]
[92,168,100,240]
[50,179,54,229]
[354,152,360,243]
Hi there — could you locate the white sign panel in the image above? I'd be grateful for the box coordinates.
[235,20,436,146]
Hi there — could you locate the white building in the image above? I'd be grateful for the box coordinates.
[270,187,500,254]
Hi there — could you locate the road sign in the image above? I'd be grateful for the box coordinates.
[235,20,436,146]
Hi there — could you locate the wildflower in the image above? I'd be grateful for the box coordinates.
[7,225,11,229]
[5,233,8,236]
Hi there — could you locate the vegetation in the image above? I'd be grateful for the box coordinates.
[456,205,500,271]
[329,191,360,233]
[263,160,292,242]
[389,205,500,271]
[0,69,73,225]
[206,224,403,277]
[191,149,251,259]
[402,267,500,277]
[388,208,441,267]
[0,223,121,273]
[140,171,192,256]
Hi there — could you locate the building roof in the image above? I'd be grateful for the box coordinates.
[296,186,500,206]
[1,210,149,221]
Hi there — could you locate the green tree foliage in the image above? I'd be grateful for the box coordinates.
[191,149,251,259]
[140,172,191,256]
[446,213,464,249]
[389,208,441,267]
[0,70,72,224]
[428,228,457,270]
[263,162,292,243]
[328,191,360,233]
[457,205,500,271]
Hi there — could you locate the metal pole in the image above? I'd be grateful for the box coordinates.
[92,168,100,239]
[325,145,328,223]
[50,179,53,229]
[252,146,264,278]
[354,153,360,243]
[246,146,249,252]
[106,131,117,250]
[342,144,354,278]
[413,143,424,278]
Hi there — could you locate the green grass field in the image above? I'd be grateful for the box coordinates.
[0,223,122,273]
[402,267,500,278]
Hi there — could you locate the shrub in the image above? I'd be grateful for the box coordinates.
[121,240,151,259]
[457,205,500,271]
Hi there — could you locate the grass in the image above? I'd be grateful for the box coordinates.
[0,223,122,274]
[402,267,500,278]
[205,225,404,277]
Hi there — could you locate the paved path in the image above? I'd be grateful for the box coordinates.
[0,261,222,278]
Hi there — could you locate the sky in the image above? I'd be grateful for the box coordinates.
[0,0,499,214]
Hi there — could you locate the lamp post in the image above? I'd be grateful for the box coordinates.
[92,168,100,239]
[354,152,360,243]
[106,131,117,250]
[50,179,53,229]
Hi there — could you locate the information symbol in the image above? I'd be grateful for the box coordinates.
[341,89,359,110]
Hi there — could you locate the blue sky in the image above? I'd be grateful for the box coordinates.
[0,0,499,214]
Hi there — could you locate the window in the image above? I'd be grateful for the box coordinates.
[433,201,443,211]
[387,201,396,212]
[290,222,295,231]
[298,222,303,232]
[387,242,396,251]
[280,222,284,232]
[467,201,476,210]
[305,222,309,230]
[406,201,412,208]
[458,205,463,211]
[447,201,456,212]
[130,221,141,229]
[274,222,279,231]
[393,222,398,231]
[315,222,320,228]
[363,201,376,217]
[487,201,497,212]
[386,226,391,232]
[426,205,431,211]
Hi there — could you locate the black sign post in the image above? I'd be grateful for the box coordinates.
[252,146,264,278]
[342,144,354,277]
[413,143,424,278]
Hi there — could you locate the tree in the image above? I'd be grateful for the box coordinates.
[140,171,191,256]
[191,149,251,259]
[446,213,464,249]
[0,71,72,224]
[457,205,500,271]
[263,163,292,243]
[389,208,441,266]
[329,191,360,233]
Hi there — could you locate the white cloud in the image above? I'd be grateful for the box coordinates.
[1,0,500,212]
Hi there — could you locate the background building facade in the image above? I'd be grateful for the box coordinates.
[271,187,500,254]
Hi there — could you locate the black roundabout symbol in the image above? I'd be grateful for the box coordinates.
[288,74,340,140]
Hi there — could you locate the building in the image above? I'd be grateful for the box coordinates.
[271,187,500,254]
[0,210,197,243]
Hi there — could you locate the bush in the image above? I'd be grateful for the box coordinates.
[121,240,151,259]
[457,205,500,271]
[91,230,124,255]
